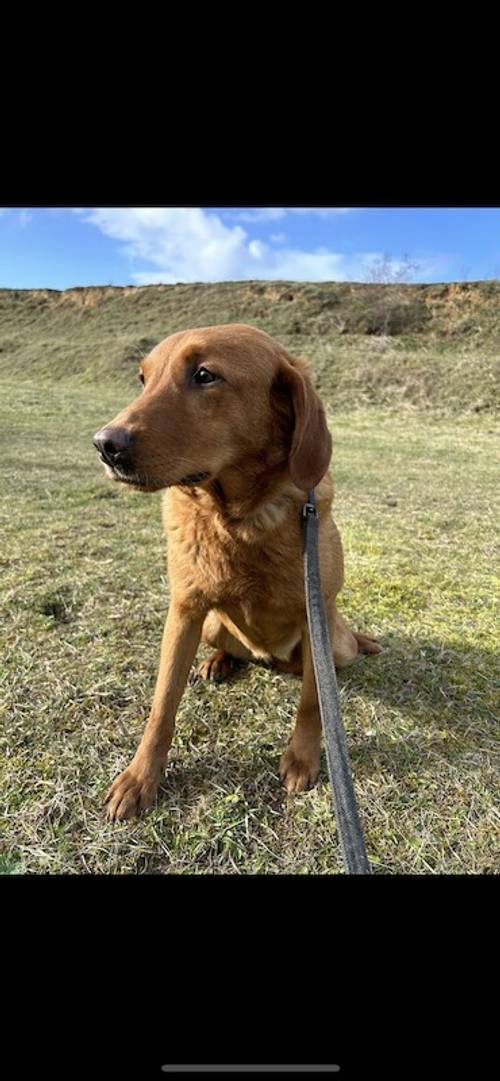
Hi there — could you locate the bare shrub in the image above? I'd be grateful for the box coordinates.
[348,254,430,336]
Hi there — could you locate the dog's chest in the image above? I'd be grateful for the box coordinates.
[164,497,303,611]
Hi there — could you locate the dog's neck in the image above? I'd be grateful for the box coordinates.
[179,450,298,532]
[177,405,301,533]
[213,461,293,522]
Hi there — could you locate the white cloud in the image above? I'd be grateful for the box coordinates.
[227,208,287,222]
[248,239,267,259]
[76,207,249,281]
[225,207,356,222]
[74,207,446,285]
[289,207,355,217]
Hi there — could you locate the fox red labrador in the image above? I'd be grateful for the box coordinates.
[93,324,381,820]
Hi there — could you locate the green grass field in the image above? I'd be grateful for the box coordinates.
[1,348,498,873]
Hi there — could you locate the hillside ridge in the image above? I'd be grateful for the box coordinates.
[1,280,499,413]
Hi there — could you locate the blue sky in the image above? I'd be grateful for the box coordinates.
[0,207,499,288]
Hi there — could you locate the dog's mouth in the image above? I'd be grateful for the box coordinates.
[101,461,153,490]
[101,460,210,491]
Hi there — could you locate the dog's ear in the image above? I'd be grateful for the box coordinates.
[272,356,332,490]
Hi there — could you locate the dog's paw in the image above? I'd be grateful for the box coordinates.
[279,745,320,794]
[103,761,161,821]
[197,649,237,683]
[354,631,383,656]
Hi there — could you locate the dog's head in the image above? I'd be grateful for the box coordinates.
[93,324,332,493]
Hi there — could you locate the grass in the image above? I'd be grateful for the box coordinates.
[1,375,498,874]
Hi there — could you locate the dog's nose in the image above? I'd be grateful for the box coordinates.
[93,426,133,464]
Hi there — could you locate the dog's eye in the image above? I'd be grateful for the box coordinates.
[193,367,219,385]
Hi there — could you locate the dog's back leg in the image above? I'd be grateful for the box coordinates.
[273,609,381,676]
[332,607,382,667]
[272,641,304,675]
[198,611,253,682]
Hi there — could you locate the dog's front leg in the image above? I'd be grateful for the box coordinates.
[279,627,322,793]
[104,601,205,820]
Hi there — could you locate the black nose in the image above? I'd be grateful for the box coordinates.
[93,426,133,466]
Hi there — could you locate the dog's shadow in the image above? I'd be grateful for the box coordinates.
[153,630,497,809]
[334,629,496,783]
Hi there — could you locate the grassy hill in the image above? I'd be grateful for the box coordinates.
[1,279,499,412]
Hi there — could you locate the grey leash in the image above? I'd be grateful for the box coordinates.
[303,489,372,875]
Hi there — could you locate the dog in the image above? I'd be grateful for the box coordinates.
[93,324,381,821]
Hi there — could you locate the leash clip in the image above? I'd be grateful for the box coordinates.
[302,494,319,519]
